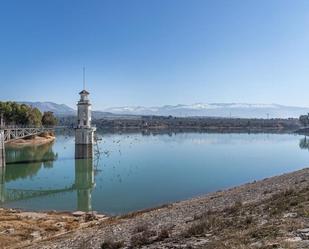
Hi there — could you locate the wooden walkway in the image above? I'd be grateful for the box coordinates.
[1,127,53,143]
[0,127,54,167]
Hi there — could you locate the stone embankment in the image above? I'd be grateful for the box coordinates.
[2,168,309,249]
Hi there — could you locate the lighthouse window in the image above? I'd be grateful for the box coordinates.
[84,120,87,125]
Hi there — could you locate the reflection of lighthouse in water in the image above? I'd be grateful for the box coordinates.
[74,157,95,211]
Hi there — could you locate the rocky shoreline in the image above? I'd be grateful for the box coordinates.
[2,168,308,249]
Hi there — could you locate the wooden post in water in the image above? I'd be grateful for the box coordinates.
[0,166,5,203]
[0,130,5,168]
[0,113,4,128]
[0,130,4,202]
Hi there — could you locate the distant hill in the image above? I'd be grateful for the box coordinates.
[19,102,133,119]
[102,103,309,119]
[19,102,309,119]
[20,102,76,116]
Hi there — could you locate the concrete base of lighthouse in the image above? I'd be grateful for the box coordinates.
[75,128,95,145]
[75,128,96,159]
[75,144,93,159]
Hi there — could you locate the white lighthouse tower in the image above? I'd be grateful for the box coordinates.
[75,69,96,158]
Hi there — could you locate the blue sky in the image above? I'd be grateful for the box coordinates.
[0,0,309,109]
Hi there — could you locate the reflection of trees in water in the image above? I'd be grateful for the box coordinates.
[0,142,96,211]
[299,137,309,150]
[4,142,58,182]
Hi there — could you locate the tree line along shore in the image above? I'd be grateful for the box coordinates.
[58,115,304,133]
[2,101,309,133]
[0,102,58,145]
[0,101,57,127]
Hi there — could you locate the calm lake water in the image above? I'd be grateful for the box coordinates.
[1,131,309,215]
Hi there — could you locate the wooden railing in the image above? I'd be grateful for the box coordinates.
[1,127,54,143]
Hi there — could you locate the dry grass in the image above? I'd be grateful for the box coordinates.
[96,187,309,248]
[0,210,81,249]
[118,203,171,219]
[180,187,309,248]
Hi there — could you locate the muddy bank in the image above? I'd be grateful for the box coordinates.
[7,132,55,146]
[0,209,108,249]
[6,168,304,249]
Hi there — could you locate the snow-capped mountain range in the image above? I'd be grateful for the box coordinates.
[102,103,309,118]
[18,102,309,118]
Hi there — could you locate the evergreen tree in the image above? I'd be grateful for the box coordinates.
[0,101,43,127]
[42,111,58,126]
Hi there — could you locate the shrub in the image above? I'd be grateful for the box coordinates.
[130,232,150,247]
[101,239,124,249]
[157,228,169,241]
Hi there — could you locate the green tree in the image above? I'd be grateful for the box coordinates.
[0,101,45,127]
[28,107,42,127]
[42,111,58,126]
[299,114,309,126]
